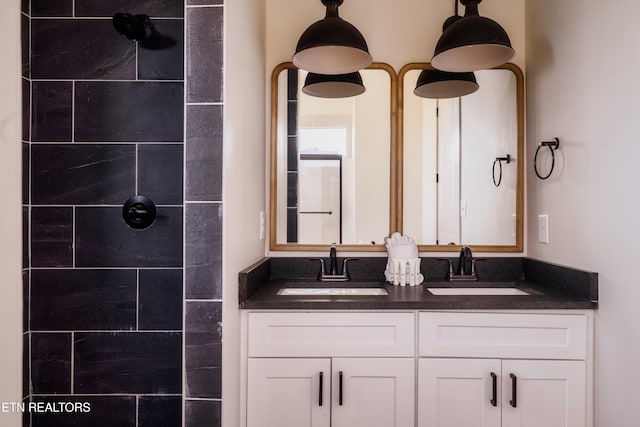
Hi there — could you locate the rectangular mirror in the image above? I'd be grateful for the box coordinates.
[270,62,398,251]
[398,63,524,252]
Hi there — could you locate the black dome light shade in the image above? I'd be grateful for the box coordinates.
[414,68,478,99]
[431,0,514,72]
[293,0,372,75]
[302,71,366,98]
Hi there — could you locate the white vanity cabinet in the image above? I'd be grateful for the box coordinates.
[417,312,590,427]
[246,312,416,427]
[244,310,593,427]
[248,358,331,427]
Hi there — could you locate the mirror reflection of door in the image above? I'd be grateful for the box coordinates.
[437,98,461,246]
[460,70,517,245]
[402,66,519,247]
[298,154,342,244]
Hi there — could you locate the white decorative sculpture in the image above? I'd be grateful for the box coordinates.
[384,232,424,286]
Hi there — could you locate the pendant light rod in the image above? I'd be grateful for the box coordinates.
[323,0,340,18]
[461,0,479,16]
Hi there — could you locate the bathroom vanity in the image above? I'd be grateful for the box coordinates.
[239,257,597,427]
[250,51,595,427]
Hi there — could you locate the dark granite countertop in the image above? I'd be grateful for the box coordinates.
[239,257,598,310]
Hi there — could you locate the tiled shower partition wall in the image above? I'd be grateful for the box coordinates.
[21,0,223,426]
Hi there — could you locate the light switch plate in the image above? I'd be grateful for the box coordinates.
[538,214,549,244]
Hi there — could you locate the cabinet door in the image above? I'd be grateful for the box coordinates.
[418,358,501,427]
[332,358,415,427]
[501,360,586,427]
[247,358,331,427]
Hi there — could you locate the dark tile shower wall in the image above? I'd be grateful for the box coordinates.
[22,0,224,426]
[184,2,223,424]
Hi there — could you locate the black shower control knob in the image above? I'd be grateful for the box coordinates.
[123,195,157,230]
[128,205,148,221]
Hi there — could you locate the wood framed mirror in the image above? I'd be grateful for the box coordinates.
[398,63,524,252]
[269,62,398,251]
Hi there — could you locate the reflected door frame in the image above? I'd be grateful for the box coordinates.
[295,153,343,244]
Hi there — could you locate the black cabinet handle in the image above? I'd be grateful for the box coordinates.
[338,371,344,406]
[490,372,497,407]
[510,373,517,408]
[319,372,324,406]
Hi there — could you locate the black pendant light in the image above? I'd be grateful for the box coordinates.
[414,68,478,99]
[302,71,366,98]
[431,0,514,72]
[414,1,479,99]
[293,0,372,75]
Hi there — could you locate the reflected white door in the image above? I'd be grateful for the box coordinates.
[298,156,341,244]
[437,98,461,245]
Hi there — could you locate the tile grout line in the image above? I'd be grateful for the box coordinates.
[28,331,32,410]
[135,143,139,195]
[136,269,140,331]
[30,79,185,83]
[135,36,139,82]
[70,331,75,395]
[29,204,184,208]
[32,393,182,397]
[28,11,33,424]
[184,397,222,402]
[72,206,76,268]
[182,2,188,424]
[31,16,185,20]
[30,267,183,271]
[71,81,75,143]
[30,330,183,334]
[185,102,223,106]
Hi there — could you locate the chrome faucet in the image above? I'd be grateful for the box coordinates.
[311,246,357,282]
[439,246,485,281]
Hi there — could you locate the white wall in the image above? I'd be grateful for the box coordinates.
[525,0,640,424]
[0,1,24,425]
[223,0,266,426]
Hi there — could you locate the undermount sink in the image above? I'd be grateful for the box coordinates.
[277,287,389,296]
[427,287,530,296]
